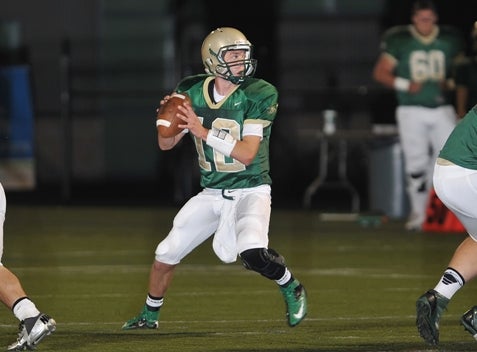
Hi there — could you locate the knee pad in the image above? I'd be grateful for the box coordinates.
[239,247,286,280]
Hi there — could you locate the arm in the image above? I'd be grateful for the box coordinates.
[229,135,261,166]
[373,53,421,93]
[176,103,261,166]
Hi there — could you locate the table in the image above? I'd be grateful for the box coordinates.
[301,128,398,212]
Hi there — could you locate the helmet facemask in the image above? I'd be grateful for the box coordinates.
[214,44,256,84]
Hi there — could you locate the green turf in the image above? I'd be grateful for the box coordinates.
[0,205,476,351]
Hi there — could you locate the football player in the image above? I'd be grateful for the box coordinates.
[373,0,465,231]
[122,27,307,330]
[0,182,56,350]
[415,103,477,345]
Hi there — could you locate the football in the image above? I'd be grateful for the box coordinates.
[156,92,191,138]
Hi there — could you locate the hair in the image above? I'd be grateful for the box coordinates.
[411,0,437,15]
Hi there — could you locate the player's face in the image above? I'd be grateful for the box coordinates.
[412,9,437,36]
[223,49,247,75]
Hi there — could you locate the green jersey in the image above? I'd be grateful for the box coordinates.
[439,105,477,169]
[175,74,278,189]
[380,25,464,107]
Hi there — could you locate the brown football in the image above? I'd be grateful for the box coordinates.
[156,92,191,138]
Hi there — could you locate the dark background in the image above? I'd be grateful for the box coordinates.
[1,0,475,214]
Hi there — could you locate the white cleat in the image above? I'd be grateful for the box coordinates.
[7,313,56,351]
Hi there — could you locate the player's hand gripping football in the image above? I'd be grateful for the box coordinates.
[175,99,209,141]
[156,94,190,150]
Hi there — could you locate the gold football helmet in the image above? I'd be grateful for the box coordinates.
[201,27,257,84]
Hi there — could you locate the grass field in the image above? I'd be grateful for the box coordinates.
[0,205,476,351]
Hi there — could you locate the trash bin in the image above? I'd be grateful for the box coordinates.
[368,135,409,219]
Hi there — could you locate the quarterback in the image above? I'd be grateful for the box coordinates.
[122,27,307,330]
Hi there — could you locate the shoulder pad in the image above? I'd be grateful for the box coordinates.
[176,74,209,92]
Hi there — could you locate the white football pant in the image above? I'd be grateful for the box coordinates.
[155,184,271,264]
[397,105,457,217]
[433,163,477,240]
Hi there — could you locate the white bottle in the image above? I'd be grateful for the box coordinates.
[323,109,337,135]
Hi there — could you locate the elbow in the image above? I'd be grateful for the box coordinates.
[159,144,171,151]
[158,137,175,151]
[158,142,173,151]
[372,63,385,84]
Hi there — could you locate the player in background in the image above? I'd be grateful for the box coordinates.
[0,182,56,350]
[122,27,307,330]
[415,103,477,345]
[454,22,477,118]
[372,0,465,231]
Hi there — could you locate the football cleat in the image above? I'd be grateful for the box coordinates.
[279,279,307,327]
[7,313,56,351]
[461,306,477,340]
[416,289,449,345]
[122,305,159,330]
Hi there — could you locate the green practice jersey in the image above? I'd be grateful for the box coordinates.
[380,25,464,107]
[175,74,278,189]
[439,105,477,169]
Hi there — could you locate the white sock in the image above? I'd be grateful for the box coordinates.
[146,294,163,310]
[434,268,465,299]
[12,297,40,321]
[275,268,292,286]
